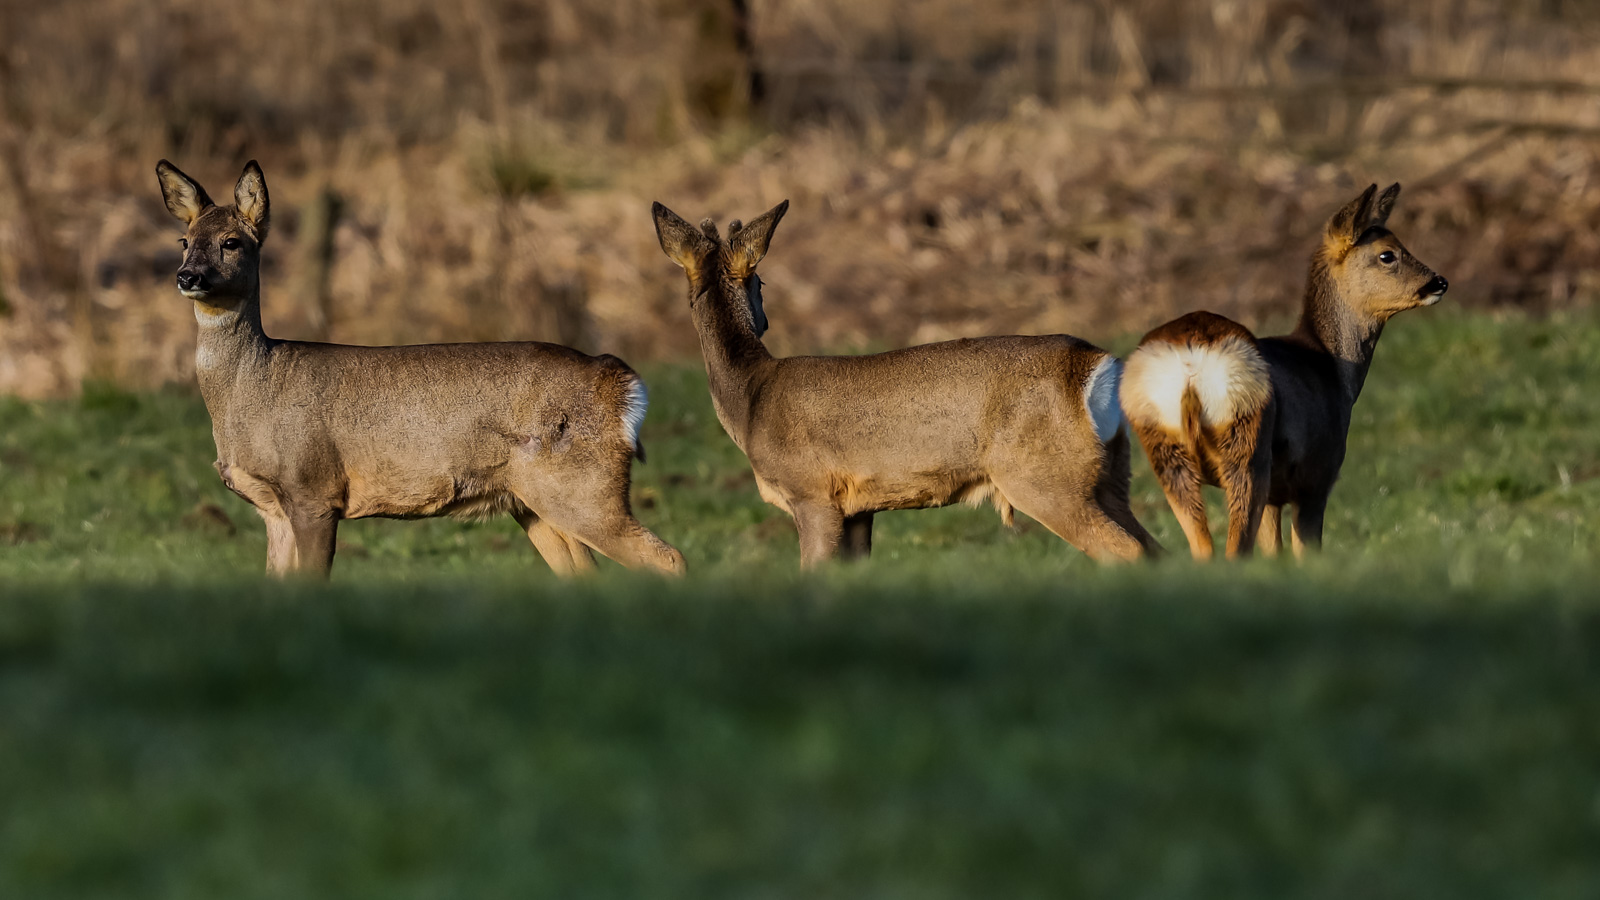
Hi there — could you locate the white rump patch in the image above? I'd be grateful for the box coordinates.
[621,377,648,450]
[1082,354,1125,443]
[1120,335,1271,431]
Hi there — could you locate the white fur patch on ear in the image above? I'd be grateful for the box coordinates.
[1083,354,1125,443]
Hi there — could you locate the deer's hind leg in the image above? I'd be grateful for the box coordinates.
[1135,426,1213,561]
[509,456,685,576]
[990,434,1156,563]
[514,510,596,577]
[538,501,684,576]
[1212,408,1271,560]
[991,478,1146,563]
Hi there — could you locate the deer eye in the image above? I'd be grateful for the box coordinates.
[221,237,243,251]
[178,238,188,250]
[1378,251,1396,264]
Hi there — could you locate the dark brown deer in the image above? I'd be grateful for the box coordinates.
[652,199,1160,569]
[157,159,683,578]
[1120,183,1448,559]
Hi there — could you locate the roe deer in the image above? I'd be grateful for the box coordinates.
[1120,183,1448,559]
[156,159,684,578]
[651,200,1160,569]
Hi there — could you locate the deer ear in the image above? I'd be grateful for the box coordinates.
[725,200,788,280]
[234,160,270,242]
[1368,183,1401,229]
[156,160,214,226]
[652,202,715,281]
[1326,184,1378,246]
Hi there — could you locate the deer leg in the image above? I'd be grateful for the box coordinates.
[1290,493,1329,559]
[793,503,846,569]
[841,512,874,560]
[987,476,1145,563]
[1218,466,1265,559]
[1259,505,1283,558]
[263,514,297,576]
[1071,507,1152,562]
[508,459,685,576]
[1090,430,1162,558]
[1142,436,1213,560]
[563,512,685,575]
[514,510,596,577]
[1213,408,1271,560]
[286,511,338,578]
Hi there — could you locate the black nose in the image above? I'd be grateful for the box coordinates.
[176,270,204,291]
[1422,275,1448,295]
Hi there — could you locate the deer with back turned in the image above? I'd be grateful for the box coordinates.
[1119,183,1448,559]
[651,199,1161,569]
[157,159,684,578]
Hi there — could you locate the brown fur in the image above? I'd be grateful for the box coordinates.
[1123,312,1274,560]
[157,160,683,578]
[1125,183,1447,559]
[652,199,1160,569]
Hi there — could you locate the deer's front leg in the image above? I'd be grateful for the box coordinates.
[290,512,339,577]
[793,503,846,569]
[263,509,338,578]
[263,514,297,576]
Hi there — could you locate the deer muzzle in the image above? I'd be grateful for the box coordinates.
[1418,275,1448,305]
[176,269,209,297]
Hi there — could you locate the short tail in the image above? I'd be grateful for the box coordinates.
[1178,382,1205,457]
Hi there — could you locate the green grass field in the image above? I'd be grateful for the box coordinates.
[2,310,1598,897]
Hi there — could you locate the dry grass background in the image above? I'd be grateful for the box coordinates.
[1,0,1598,396]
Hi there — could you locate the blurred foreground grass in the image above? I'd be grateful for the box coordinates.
[1,309,1598,896]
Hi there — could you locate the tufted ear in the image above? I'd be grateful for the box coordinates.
[652,202,717,282]
[156,159,214,226]
[1325,184,1379,248]
[233,160,271,242]
[724,200,788,280]
[1367,182,1401,230]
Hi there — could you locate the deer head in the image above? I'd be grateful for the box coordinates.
[156,160,271,310]
[652,199,788,338]
[1312,183,1448,326]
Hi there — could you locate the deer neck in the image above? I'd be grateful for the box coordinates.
[192,290,274,421]
[1290,268,1385,409]
[689,283,772,450]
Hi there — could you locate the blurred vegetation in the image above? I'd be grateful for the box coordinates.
[0,0,1598,394]
[2,577,1598,898]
